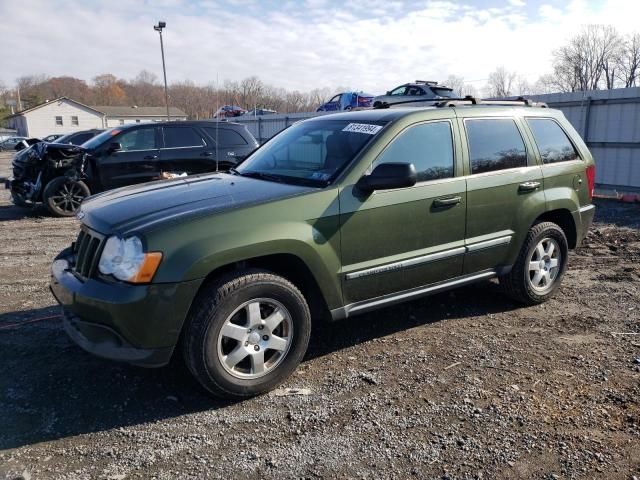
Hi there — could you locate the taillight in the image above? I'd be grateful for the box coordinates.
[586,165,595,201]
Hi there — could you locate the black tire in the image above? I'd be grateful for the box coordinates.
[500,221,569,305]
[183,269,311,399]
[43,177,90,217]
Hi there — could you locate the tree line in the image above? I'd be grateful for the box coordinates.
[1,24,638,123]
[0,71,343,121]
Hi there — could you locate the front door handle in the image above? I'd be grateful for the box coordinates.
[201,151,214,157]
[144,154,158,160]
[519,181,541,192]
[433,196,462,207]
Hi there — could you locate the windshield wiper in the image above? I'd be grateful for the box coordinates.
[239,171,286,183]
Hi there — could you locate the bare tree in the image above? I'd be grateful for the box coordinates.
[486,67,517,97]
[552,25,623,91]
[616,33,640,87]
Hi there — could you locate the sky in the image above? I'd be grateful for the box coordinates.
[1,0,638,95]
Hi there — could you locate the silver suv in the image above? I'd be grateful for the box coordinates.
[373,81,454,108]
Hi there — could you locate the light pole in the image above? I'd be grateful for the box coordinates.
[154,21,170,121]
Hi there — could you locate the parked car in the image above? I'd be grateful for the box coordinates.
[53,129,105,146]
[50,100,595,398]
[42,134,64,142]
[0,136,28,151]
[6,121,258,216]
[213,105,247,118]
[373,80,454,108]
[316,92,374,111]
[242,108,277,116]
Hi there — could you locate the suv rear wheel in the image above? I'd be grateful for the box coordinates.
[183,269,311,398]
[500,221,568,305]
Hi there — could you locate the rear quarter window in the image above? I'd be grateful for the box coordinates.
[526,118,580,164]
[465,118,527,174]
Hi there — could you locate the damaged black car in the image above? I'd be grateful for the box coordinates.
[6,120,259,216]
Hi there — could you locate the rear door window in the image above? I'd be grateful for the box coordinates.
[203,127,248,146]
[374,121,454,182]
[162,126,205,148]
[465,119,527,174]
[526,118,579,164]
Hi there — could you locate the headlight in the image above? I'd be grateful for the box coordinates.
[98,235,162,283]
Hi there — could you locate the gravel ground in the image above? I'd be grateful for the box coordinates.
[0,151,639,479]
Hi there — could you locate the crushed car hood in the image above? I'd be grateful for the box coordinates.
[79,173,315,234]
[12,142,85,168]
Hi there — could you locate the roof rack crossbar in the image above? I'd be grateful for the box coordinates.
[374,95,548,109]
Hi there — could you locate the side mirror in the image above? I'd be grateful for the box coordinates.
[107,142,122,153]
[386,91,391,95]
[357,162,417,193]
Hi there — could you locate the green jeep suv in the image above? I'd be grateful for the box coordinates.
[50,101,596,398]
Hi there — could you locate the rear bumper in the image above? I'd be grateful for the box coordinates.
[575,204,596,246]
[50,248,203,367]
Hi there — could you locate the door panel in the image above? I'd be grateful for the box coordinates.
[464,167,545,272]
[459,116,545,274]
[339,180,467,304]
[98,127,160,189]
[159,126,212,174]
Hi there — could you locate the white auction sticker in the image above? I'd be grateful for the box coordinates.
[342,123,383,135]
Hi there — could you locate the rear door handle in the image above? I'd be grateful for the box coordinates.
[201,151,214,157]
[144,154,158,160]
[433,196,461,207]
[519,181,541,192]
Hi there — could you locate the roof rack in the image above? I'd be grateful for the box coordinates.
[415,80,439,86]
[374,95,548,109]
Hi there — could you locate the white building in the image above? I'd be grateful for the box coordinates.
[6,97,187,138]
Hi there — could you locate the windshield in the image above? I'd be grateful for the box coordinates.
[236,119,386,187]
[81,128,119,149]
[432,88,454,98]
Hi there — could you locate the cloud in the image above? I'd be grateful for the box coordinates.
[0,0,635,94]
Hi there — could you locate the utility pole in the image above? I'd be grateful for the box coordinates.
[154,21,170,121]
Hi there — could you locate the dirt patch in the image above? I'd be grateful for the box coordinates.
[0,151,639,479]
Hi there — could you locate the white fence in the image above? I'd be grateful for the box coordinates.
[233,87,640,191]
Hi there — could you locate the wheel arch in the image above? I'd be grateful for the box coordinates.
[196,253,332,323]
[533,208,577,249]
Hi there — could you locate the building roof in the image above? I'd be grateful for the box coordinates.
[7,96,187,119]
[6,97,104,118]
[92,105,187,117]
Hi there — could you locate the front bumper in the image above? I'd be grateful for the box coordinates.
[50,248,203,367]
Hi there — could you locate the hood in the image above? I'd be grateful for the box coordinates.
[80,173,314,234]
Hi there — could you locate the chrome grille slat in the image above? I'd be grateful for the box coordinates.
[72,228,104,280]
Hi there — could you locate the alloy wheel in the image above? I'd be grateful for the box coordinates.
[527,237,562,292]
[216,298,293,379]
[49,182,86,213]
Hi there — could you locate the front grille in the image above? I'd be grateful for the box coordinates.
[73,228,104,278]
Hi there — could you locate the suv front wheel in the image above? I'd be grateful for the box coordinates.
[500,221,569,305]
[183,269,311,398]
[43,177,90,217]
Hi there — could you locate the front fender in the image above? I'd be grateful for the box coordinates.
[149,195,343,310]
